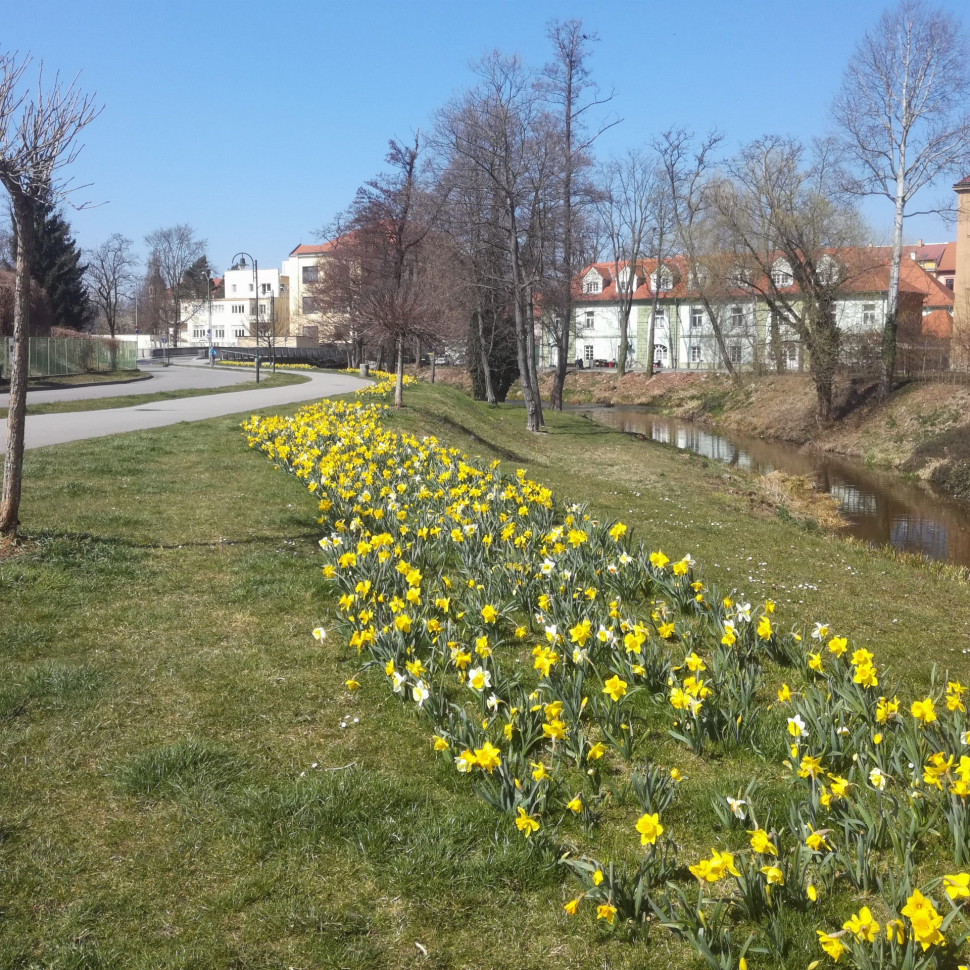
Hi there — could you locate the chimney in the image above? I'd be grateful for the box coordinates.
[917,238,923,247]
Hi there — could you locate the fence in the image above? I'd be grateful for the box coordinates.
[0,337,137,380]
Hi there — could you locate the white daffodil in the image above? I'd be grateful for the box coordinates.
[540,559,555,576]
[736,602,752,622]
[787,714,807,738]
[392,671,407,694]
[412,681,429,707]
[726,796,746,819]
[869,767,887,790]
[486,693,500,712]
[468,666,491,692]
[811,621,829,641]
[312,627,327,641]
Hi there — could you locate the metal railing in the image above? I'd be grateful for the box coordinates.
[1,337,137,380]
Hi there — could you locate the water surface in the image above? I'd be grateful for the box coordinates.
[582,407,970,568]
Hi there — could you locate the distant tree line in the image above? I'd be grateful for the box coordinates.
[309,1,970,427]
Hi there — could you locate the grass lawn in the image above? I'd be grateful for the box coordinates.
[0,372,308,418]
[1,381,968,969]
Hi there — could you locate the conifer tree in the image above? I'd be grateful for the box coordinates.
[10,193,91,330]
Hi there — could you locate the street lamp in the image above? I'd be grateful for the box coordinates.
[231,251,260,383]
[203,268,213,366]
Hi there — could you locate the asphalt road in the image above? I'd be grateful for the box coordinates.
[23,361,255,405]
[3,364,369,451]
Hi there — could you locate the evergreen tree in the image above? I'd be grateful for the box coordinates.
[10,196,91,330]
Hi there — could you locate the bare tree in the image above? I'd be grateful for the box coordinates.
[644,165,677,376]
[0,55,100,538]
[436,52,547,432]
[833,0,970,399]
[657,128,739,381]
[541,18,615,409]
[85,233,135,366]
[596,150,652,376]
[322,135,440,407]
[143,224,206,349]
[710,136,872,424]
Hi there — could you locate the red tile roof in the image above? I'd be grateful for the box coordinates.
[289,241,338,256]
[937,242,957,274]
[921,309,953,339]
[956,174,970,188]
[574,248,954,307]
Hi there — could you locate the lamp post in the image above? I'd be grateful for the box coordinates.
[203,269,214,365]
[231,252,260,382]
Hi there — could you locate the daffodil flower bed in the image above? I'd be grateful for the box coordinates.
[244,380,970,969]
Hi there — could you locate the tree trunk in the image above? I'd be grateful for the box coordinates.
[476,310,497,406]
[617,305,630,377]
[0,196,34,537]
[770,312,784,373]
[394,335,404,408]
[549,332,568,410]
[647,293,660,381]
[525,286,544,426]
[703,299,740,383]
[880,176,906,401]
[430,352,436,384]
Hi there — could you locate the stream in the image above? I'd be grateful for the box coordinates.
[580,407,970,569]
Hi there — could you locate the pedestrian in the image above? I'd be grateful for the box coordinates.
[209,346,216,367]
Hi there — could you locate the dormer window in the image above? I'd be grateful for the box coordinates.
[650,267,674,292]
[617,267,635,292]
[729,265,753,288]
[771,260,793,287]
[817,255,841,285]
[584,279,601,294]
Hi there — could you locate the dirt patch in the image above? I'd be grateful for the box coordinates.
[759,470,845,529]
[0,534,35,561]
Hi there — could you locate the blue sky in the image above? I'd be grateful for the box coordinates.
[4,0,966,275]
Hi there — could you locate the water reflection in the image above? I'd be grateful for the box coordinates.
[583,407,970,568]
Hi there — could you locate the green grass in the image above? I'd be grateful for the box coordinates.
[0,372,308,418]
[1,381,968,968]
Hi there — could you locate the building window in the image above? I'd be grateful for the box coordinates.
[212,304,224,314]
[946,278,954,290]
[261,283,271,294]
[234,328,245,338]
[231,284,236,293]
[862,303,877,328]
[302,296,318,314]
[690,345,702,364]
[584,310,594,332]
[216,329,224,339]
[730,305,744,330]
[654,307,666,325]
[232,304,245,314]
[729,342,743,364]
[584,280,600,294]
[259,303,268,317]
[690,306,704,330]
[772,268,793,287]
[584,344,594,364]
[302,265,318,283]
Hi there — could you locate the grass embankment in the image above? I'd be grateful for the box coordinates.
[1,382,969,968]
[0,372,308,418]
[451,364,970,502]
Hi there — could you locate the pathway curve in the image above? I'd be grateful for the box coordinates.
[4,366,368,451]
[23,360,256,405]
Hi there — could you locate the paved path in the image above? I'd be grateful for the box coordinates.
[4,366,369,451]
[23,361,255,405]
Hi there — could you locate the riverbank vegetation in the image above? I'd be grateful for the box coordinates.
[437,365,970,504]
[2,380,970,967]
